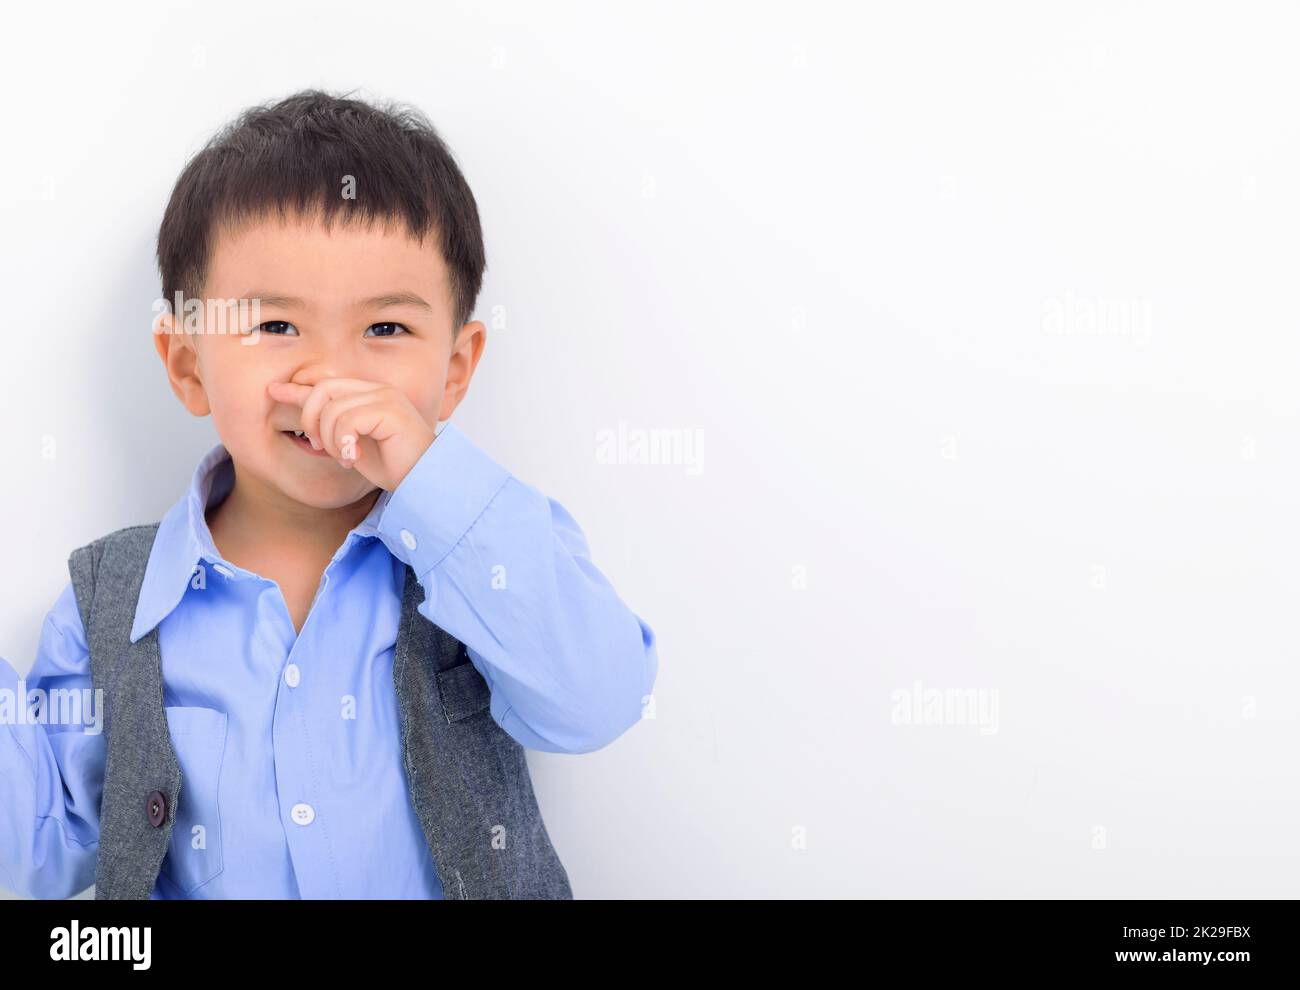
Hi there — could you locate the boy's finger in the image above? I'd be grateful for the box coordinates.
[300,379,383,451]
[266,381,312,405]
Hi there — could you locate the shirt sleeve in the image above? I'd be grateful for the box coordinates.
[0,580,106,899]
[375,420,659,754]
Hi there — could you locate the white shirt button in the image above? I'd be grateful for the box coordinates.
[213,563,235,579]
[290,803,315,826]
[399,529,417,551]
[284,663,300,688]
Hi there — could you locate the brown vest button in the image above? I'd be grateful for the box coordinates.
[146,789,167,827]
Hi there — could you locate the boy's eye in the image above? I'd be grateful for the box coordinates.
[250,321,409,337]
[256,320,298,336]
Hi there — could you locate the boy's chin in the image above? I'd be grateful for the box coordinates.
[263,452,377,504]
[277,472,378,508]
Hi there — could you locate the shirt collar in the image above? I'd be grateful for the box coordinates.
[129,441,394,643]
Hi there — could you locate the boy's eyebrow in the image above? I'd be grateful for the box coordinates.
[360,291,434,312]
[241,291,306,309]
[240,290,434,312]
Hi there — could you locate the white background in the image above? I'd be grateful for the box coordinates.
[2,1,1297,898]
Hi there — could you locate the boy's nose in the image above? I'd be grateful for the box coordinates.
[289,364,342,388]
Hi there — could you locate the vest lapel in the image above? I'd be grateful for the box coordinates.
[392,564,511,899]
[69,523,182,900]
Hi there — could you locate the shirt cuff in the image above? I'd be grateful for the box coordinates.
[375,420,512,578]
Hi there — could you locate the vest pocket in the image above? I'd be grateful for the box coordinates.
[160,706,228,894]
[436,659,492,723]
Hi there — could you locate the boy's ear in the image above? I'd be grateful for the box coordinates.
[152,310,211,416]
[439,320,486,423]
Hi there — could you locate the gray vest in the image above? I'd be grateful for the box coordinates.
[67,522,573,900]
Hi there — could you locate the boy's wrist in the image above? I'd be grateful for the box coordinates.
[375,420,512,577]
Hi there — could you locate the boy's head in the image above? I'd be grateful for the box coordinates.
[152,89,487,512]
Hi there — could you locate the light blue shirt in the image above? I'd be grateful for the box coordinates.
[0,421,657,899]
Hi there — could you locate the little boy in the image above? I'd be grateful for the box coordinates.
[0,89,657,899]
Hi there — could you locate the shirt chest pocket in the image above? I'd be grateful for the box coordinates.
[161,706,228,895]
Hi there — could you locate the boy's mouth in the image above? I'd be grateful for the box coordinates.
[281,429,331,458]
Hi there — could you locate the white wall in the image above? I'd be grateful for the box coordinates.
[2,0,1296,898]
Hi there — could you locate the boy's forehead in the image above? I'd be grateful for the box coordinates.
[206,210,449,312]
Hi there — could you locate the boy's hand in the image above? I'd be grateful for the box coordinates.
[266,379,437,491]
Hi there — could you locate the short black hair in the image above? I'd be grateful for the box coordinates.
[156,88,485,334]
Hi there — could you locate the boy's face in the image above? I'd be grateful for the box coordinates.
[154,210,485,512]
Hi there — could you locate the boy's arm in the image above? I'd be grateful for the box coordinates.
[376,421,658,754]
[0,581,105,899]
